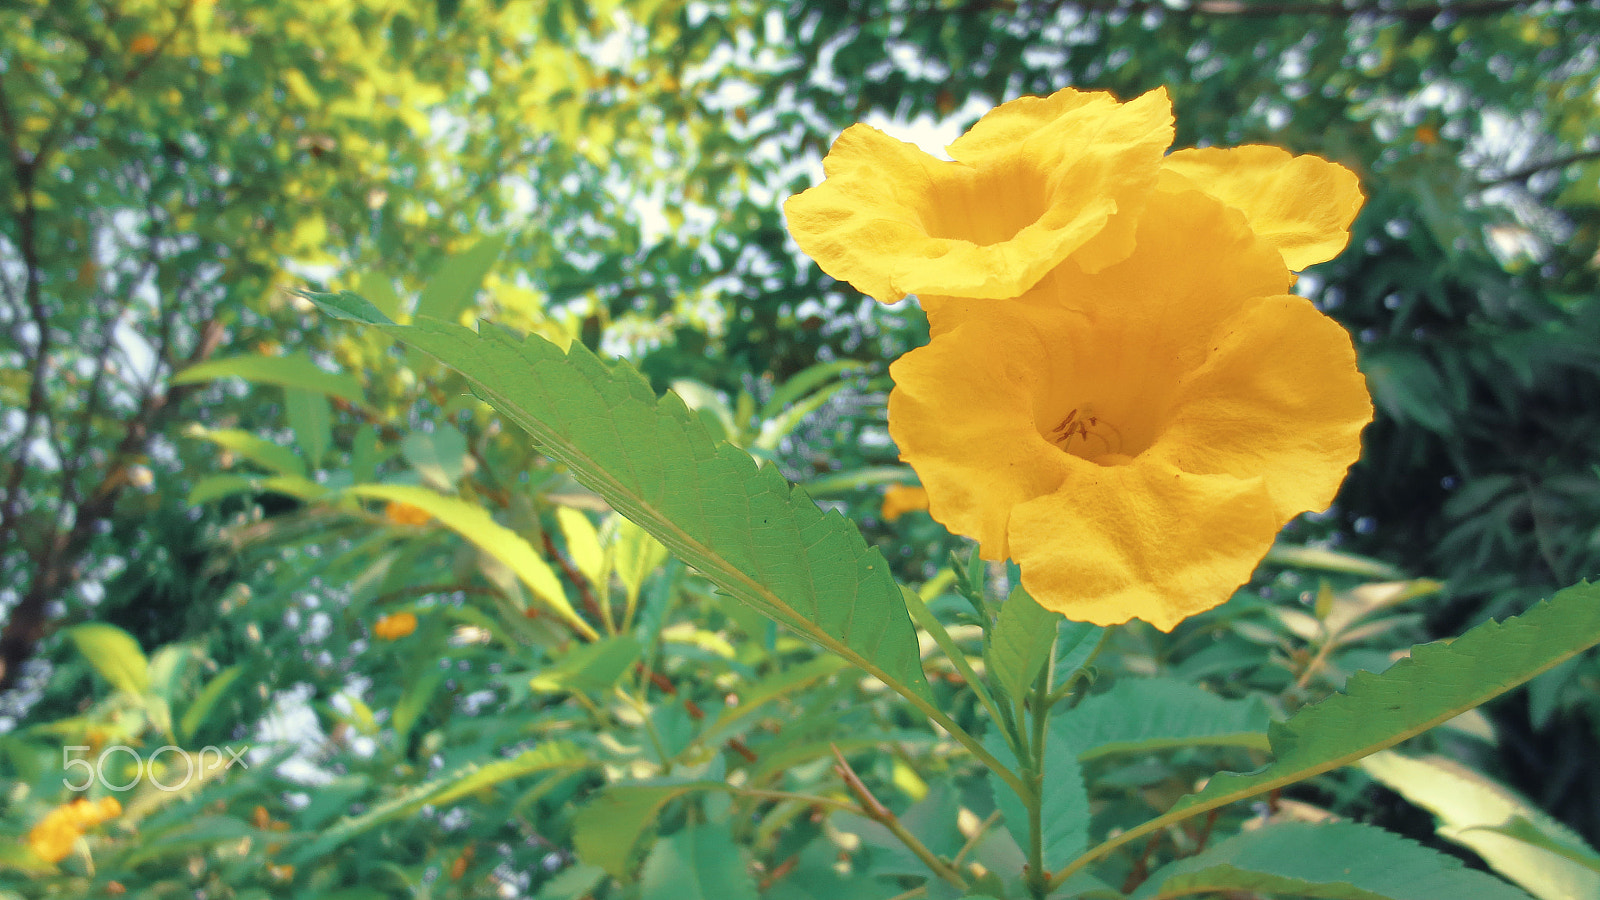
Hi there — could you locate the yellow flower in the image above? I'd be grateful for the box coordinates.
[28,796,121,863]
[384,501,432,526]
[888,189,1371,630]
[881,484,930,522]
[373,611,418,640]
[784,87,1175,304]
[1158,145,1363,272]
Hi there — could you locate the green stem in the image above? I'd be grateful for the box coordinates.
[833,746,969,891]
[1024,640,1055,899]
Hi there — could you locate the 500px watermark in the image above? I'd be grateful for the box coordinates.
[62,745,250,791]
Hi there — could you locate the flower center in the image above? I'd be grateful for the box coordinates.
[1045,407,1136,466]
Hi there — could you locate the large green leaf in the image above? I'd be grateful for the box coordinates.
[987,586,1059,709]
[171,352,364,404]
[346,483,593,639]
[67,623,149,695]
[314,293,931,704]
[1052,579,1600,888]
[1361,751,1600,900]
[1062,678,1271,762]
[1132,821,1534,900]
[639,822,760,900]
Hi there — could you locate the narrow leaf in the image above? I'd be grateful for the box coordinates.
[1062,678,1271,762]
[186,473,327,505]
[1361,751,1600,900]
[285,388,333,470]
[557,507,606,586]
[391,667,446,747]
[988,585,1059,707]
[1132,821,1535,900]
[298,741,586,859]
[347,483,594,640]
[318,306,931,703]
[172,352,363,404]
[179,665,244,742]
[187,427,306,477]
[415,234,507,322]
[67,623,149,695]
[759,359,865,422]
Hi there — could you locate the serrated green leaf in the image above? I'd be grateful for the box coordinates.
[319,308,931,704]
[1054,580,1600,889]
[1361,751,1600,900]
[187,427,307,477]
[987,585,1059,708]
[347,483,593,639]
[171,352,363,403]
[1166,582,1600,821]
[1132,821,1535,900]
[415,234,506,322]
[985,723,1088,873]
[639,822,759,900]
[285,387,333,470]
[67,623,149,695]
[573,781,725,878]
[1062,678,1272,762]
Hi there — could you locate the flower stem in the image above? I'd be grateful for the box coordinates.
[1024,639,1055,900]
[832,745,969,891]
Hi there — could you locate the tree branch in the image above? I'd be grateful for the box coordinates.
[1480,147,1600,189]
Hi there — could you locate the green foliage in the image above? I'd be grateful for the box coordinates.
[1170,581,1600,820]
[5,0,1600,898]
[1131,821,1537,900]
[316,296,932,705]
[1063,678,1272,762]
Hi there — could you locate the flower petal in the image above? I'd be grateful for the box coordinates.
[923,187,1291,339]
[1160,145,1364,271]
[887,314,1074,558]
[1149,295,1372,521]
[783,88,1174,303]
[1008,460,1281,631]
